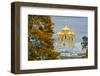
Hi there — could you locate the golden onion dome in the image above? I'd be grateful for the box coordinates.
[57,32,64,36]
[57,32,64,39]
[62,26,70,31]
[62,26,71,35]
[68,31,75,38]
[68,31,75,35]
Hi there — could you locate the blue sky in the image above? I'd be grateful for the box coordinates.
[51,16,88,52]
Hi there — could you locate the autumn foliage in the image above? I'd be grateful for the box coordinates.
[28,15,60,60]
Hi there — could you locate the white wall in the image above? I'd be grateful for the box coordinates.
[0,0,100,76]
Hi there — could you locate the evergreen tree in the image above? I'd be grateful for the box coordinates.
[81,36,88,49]
[81,36,88,58]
